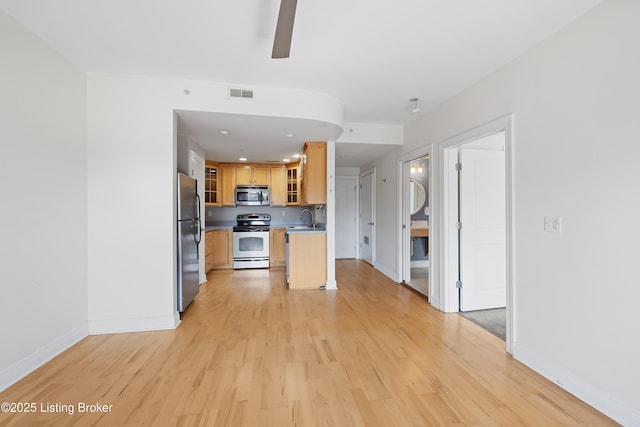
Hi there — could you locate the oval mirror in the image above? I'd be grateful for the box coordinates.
[410,179,426,215]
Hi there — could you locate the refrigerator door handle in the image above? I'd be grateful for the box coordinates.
[195,193,202,245]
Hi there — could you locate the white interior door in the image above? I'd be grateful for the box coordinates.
[189,151,206,284]
[360,172,374,265]
[336,177,357,259]
[459,146,506,311]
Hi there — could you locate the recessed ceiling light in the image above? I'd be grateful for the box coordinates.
[286,133,294,138]
[292,153,300,158]
[239,157,247,161]
[283,158,290,162]
[218,130,230,135]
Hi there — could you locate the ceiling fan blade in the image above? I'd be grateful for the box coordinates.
[272,0,297,58]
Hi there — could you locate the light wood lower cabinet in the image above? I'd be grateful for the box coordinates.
[205,229,233,271]
[269,228,287,268]
[287,233,326,289]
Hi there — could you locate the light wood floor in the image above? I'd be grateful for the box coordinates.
[0,260,617,426]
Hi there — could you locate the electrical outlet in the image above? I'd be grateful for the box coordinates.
[207,211,213,217]
[544,216,562,233]
[281,210,286,217]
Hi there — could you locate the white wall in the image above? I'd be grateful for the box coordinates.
[337,122,403,145]
[367,0,640,423]
[86,73,343,333]
[0,10,88,390]
[336,167,360,176]
[176,134,205,176]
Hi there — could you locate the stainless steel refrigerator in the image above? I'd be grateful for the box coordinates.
[177,173,202,312]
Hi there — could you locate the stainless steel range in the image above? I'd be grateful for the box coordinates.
[233,213,270,269]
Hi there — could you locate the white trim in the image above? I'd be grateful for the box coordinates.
[0,324,88,392]
[514,343,639,426]
[326,140,336,288]
[324,279,338,290]
[437,114,514,354]
[374,262,399,282]
[359,167,376,266]
[88,315,179,335]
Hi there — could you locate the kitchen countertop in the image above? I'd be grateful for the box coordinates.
[204,226,232,231]
[285,228,327,234]
[204,222,326,232]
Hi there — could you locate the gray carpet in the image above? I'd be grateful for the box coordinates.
[459,308,506,341]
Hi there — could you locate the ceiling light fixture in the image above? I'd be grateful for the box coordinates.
[218,129,230,135]
[410,163,424,174]
[286,133,294,138]
[239,157,247,162]
[283,158,290,162]
[410,98,422,114]
[292,153,300,159]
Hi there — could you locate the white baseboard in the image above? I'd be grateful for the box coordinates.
[513,342,639,426]
[88,314,179,335]
[374,263,399,282]
[0,323,88,392]
[324,279,338,290]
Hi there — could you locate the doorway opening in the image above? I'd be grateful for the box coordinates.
[440,115,513,353]
[402,155,430,296]
[455,133,506,340]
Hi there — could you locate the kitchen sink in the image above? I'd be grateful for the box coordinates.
[286,224,325,230]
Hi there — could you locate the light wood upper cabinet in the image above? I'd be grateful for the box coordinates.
[236,164,269,185]
[286,162,300,206]
[301,142,326,205]
[204,162,221,206]
[253,166,269,185]
[221,165,236,206]
[270,165,286,206]
[211,159,311,207]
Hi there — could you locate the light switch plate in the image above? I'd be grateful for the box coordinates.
[544,216,562,233]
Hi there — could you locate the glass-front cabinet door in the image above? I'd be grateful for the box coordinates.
[204,162,221,206]
[286,163,300,205]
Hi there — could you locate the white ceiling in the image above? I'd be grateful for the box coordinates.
[1,0,602,167]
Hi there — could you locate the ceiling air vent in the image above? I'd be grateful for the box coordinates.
[229,88,254,99]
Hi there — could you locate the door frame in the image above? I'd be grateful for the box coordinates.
[336,175,360,259]
[397,146,430,294]
[438,114,514,354]
[359,167,376,266]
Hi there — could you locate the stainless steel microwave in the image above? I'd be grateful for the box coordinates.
[235,185,270,206]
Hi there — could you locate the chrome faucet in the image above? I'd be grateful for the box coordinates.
[300,209,314,225]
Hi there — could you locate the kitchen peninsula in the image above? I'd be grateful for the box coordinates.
[286,227,327,290]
